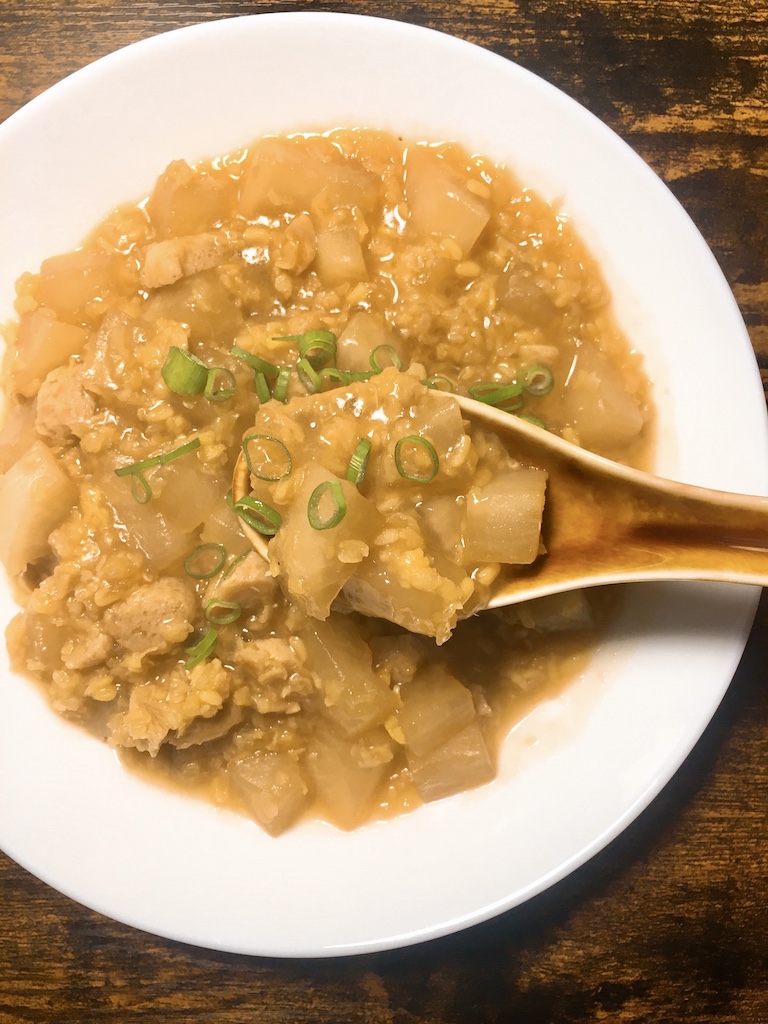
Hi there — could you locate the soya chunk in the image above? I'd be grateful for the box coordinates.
[405,148,490,256]
[139,233,225,290]
[228,751,309,836]
[463,467,547,565]
[269,461,383,619]
[0,440,77,575]
[103,577,196,654]
[35,368,96,440]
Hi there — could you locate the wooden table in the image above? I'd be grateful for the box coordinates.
[1,1,766,1020]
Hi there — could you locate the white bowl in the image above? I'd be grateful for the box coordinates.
[0,12,765,957]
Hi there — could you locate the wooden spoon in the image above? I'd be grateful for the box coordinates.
[232,391,768,610]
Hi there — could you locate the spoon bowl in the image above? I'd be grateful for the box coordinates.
[232,389,768,612]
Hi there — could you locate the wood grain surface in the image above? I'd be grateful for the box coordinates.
[1,1,767,1021]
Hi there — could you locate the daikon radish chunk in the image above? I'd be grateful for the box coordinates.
[418,495,465,561]
[238,138,378,217]
[269,462,383,619]
[142,270,243,346]
[302,617,397,737]
[405,148,490,256]
[228,751,309,836]
[463,467,547,565]
[199,502,251,556]
[560,348,644,452]
[337,312,402,373]
[153,458,222,535]
[12,310,87,397]
[0,441,77,575]
[315,226,367,288]
[399,666,476,756]
[407,721,494,802]
[306,726,390,829]
[0,400,37,471]
[39,249,116,323]
[147,159,232,237]
[100,472,192,572]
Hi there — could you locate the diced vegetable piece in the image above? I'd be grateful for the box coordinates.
[199,502,251,556]
[302,616,397,737]
[405,393,469,476]
[142,270,243,345]
[314,226,367,288]
[405,148,490,255]
[399,666,476,756]
[463,467,547,565]
[306,726,390,829]
[100,472,193,572]
[418,495,465,561]
[6,611,70,677]
[38,249,116,323]
[560,348,644,452]
[337,312,402,373]
[153,458,222,535]
[238,138,378,217]
[269,462,383,619]
[407,721,494,802]
[147,159,232,237]
[228,751,309,836]
[0,441,77,575]
[12,310,87,397]
[0,400,37,471]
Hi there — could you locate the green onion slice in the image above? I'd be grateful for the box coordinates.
[346,438,372,486]
[242,433,292,481]
[161,346,209,396]
[185,626,219,671]
[130,473,152,504]
[204,598,242,626]
[517,414,548,430]
[204,367,236,403]
[307,480,347,530]
[272,367,291,403]
[298,330,337,369]
[318,367,350,388]
[296,357,321,394]
[220,551,249,581]
[346,370,376,382]
[184,543,227,580]
[422,374,455,392]
[230,346,279,376]
[233,496,282,535]
[253,371,272,403]
[468,381,524,411]
[370,345,403,372]
[521,364,554,396]
[394,435,439,483]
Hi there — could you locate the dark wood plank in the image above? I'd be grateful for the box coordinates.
[1,1,767,1021]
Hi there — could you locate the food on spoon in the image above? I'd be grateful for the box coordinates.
[0,129,651,833]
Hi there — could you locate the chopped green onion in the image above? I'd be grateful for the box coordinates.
[114,438,201,502]
[233,496,282,535]
[521,364,554,396]
[204,367,236,403]
[298,330,337,369]
[468,381,524,411]
[230,346,279,376]
[346,370,376,381]
[307,480,347,530]
[204,598,242,626]
[242,433,292,481]
[272,367,291,403]
[318,367,350,388]
[161,346,209,396]
[220,551,249,580]
[296,357,321,394]
[370,345,403,372]
[346,438,372,486]
[517,414,548,430]
[184,543,227,580]
[394,435,439,483]
[185,626,219,671]
[422,374,455,392]
[130,473,152,504]
[253,371,272,403]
